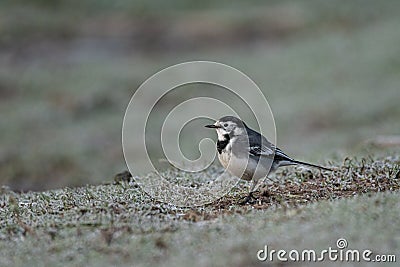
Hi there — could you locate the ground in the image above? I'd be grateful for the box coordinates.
[1,155,399,266]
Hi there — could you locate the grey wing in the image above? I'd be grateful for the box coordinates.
[246,128,275,158]
[249,143,274,158]
[246,127,295,165]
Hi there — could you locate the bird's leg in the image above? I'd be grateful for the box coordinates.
[238,180,258,204]
[238,192,256,205]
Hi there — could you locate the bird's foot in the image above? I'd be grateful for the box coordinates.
[238,192,257,205]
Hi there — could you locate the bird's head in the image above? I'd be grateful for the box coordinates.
[205,116,247,139]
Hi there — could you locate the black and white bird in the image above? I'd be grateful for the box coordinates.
[205,116,332,203]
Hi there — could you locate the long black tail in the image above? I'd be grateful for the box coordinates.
[291,160,333,171]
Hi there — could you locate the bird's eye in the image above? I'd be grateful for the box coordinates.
[223,123,228,127]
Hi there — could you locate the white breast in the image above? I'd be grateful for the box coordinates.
[217,137,272,182]
[218,150,231,170]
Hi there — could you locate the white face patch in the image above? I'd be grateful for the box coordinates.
[216,128,228,140]
[215,120,245,140]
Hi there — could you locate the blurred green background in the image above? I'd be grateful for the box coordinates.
[1,0,399,191]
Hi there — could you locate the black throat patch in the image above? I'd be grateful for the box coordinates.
[217,134,230,154]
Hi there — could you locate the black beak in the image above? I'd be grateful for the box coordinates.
[205,124,221,128]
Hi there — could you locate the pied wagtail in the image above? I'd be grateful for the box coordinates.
[205,116,332,204]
